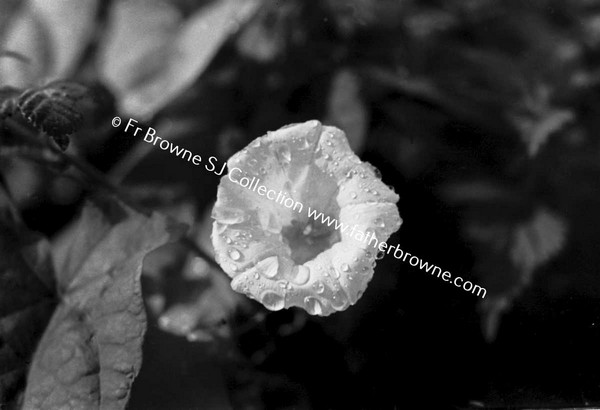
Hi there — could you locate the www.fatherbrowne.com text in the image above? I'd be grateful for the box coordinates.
[118,116,486,299]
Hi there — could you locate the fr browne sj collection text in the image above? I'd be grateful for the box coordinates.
[114,116,228,175]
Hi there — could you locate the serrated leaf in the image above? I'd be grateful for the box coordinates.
[22,201,184,410]
[99,0,262,117]
[0,186,56,406]
[16,81,89,150]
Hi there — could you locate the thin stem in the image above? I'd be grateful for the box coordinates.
[4,118,149,215]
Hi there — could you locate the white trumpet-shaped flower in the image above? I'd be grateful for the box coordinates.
[211,120,401,316]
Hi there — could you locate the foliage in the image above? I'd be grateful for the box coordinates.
[0,0,598,408]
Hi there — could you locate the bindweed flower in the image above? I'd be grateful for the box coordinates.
[211,121,401,316]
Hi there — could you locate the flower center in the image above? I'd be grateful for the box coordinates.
[281,207,341,265]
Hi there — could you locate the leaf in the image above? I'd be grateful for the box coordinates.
[22,201,184,410]
[509,207,567,281]
[99,0,263,118]
[325,69,369,153]
[0,187,56,407]
[16,81,89,150]
[0,0,98,88]
[470,207,568,341]
[509,85,575,157]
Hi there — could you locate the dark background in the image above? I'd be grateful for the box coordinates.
[1,0,600,408]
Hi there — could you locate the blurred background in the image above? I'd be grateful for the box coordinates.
[1,0,600,408]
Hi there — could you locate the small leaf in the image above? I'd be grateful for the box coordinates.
[22,201,184,410]
[325,69,369,153]
[509,207,567,280]
[509,85,575,157]
[0,186,56,406]
[471,207,568,341]
[16,81,89,150]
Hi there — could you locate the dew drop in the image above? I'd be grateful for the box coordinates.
[278,145,292,162]
[261,291,285,311]
[225,237,233,245]
[324,153,331,160]
[331,290,348,310]
[304,296,323,315]
[254,273,260,280]
[292,265,311,285]
[374,217,385,228]
[350,192,357,199]
[228,248,242,261]
[312,281,325,294]
[331,267,341,279]
[359,172,366,179]
[249,158,258,167]
[341,263,350,272]
[376,250,385,260]
[257,256,279,278]
[347,275,354,281]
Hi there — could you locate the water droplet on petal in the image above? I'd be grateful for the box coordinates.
[374,217,385,228]
[312,281,325,294]
[225,237,233,244]
[278,144,292,163]
[228,248,242,261]
[324,153,331,160]
[261,291,285,311]
[331,290,348,310]
[257,256,279,278]
[292,265,311,285]
[304,296,323,315]
[331,267,341,279]
[341,263,350,272]
[376,251,385,260]
[350,192,357,199]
